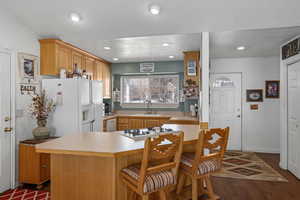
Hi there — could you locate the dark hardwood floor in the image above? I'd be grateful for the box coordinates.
[20,153,300,200]
[211,153,300,200]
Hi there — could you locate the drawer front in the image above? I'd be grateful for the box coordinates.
[144,119,160,128]
[40,153,50,182]
[118,117,129,124]
[118,124,129,131]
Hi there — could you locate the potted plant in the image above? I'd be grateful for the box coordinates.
[28,90,55,139]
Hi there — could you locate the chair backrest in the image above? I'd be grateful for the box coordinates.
[138,132,184,192]
[191,127,229,176]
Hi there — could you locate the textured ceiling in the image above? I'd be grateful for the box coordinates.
[2,0,300,61]
[211,27,300,58]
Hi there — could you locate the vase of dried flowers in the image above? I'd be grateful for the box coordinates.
[29,90,55,139]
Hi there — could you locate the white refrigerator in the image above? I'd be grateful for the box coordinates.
[42,79,104,136]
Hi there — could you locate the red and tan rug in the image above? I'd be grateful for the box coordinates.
[0,189,50,200]
[213,151,288,182]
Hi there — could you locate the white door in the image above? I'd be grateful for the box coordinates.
[0,51,12,192]
[210,73,242,150]
[288,61,300,178]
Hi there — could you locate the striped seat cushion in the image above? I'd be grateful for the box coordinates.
[181,152,221,175]
[122,164,176,193]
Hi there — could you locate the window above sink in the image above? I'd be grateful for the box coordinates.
[120,74,179,108]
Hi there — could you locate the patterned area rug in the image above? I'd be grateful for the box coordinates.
[0,189,50,200]
[213,151,288,182]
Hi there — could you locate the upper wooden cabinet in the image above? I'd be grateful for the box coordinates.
[57,44,72,73]
[183,51,200,86]
[102,62,111,98]
[94,61,103,81]
[40,39,112,98]
[84,56,95,80]
[72,51,84,71]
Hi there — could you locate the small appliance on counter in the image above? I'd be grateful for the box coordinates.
[119,127,179,141]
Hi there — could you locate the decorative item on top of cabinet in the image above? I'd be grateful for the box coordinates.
[19,137,58,189]
[183,51,200,86]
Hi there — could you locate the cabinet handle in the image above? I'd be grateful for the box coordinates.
[41,165,47,168]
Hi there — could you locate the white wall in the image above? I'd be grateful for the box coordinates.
[211,57,280,153]
[0,7,40,184]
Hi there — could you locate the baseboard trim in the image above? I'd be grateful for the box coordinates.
[244,147,280,154]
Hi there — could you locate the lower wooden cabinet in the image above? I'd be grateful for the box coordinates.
[116,116,171,131]
[19,138,57,188]
[128,119,144,129]
[144,119,161,128]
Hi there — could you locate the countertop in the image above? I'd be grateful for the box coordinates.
[36,124,201,157]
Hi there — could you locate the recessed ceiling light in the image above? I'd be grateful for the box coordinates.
[169,55,174,59]
[104,46,111,50]
[236,46,246,51]
[70,13,81,23]
[113,58,119,61]
[162,43,169,47]
[149,5,160,15]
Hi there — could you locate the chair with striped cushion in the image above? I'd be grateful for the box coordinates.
[176,127,229,200]
[121,132,184,200]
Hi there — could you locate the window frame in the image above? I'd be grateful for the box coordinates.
[120,74,180,108]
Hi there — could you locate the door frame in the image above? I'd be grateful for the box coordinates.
[0,47,16,189]
[209,72,244,150]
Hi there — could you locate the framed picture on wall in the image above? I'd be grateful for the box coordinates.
[265,80,280,98]
[18,53,39,83]
[246,89,263,102]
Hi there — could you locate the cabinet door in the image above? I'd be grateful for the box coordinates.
[144,119,160,128]
[72,51,84,70]
[128,119,144,129]
[57,44,72,73]
[102,63,111,98]
[85,56,95,79]
[95,61,103,81]
[40,153,50,182]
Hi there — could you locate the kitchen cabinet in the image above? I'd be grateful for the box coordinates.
[94,61,103,81]
[144,119,161,127]
[57,44,72,73]
[19,138,57,188]
[184,51,201,86]
[39,39,110,79]
[102,62,111,98]
[72,50,85,71]
[84,56,95,79]
[116,116,171,131]
[128,119,144,129]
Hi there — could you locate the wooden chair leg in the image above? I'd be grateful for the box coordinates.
[204,176,218,200]
[159,190,167,200]
[192,178,198,200]
[176,172,186,195]
[127,187,137,200]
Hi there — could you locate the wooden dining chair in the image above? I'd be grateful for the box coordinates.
[121,132,184,200]
[176,127,229,200]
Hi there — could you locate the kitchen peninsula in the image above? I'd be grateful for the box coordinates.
[36,124,201,200]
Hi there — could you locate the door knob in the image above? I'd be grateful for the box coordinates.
[4,127,13,132]
[237,115,241,118]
